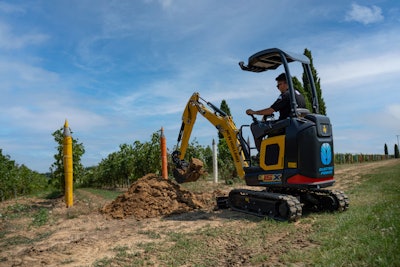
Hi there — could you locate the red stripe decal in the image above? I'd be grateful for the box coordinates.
[287,174,334,185]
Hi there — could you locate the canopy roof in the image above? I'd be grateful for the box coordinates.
[239,48,310,73]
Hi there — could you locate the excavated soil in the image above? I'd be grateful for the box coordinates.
[101,173,219,219]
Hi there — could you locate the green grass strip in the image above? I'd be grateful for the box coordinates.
[303,163,400,266]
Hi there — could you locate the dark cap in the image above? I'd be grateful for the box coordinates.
[275,73,287,82]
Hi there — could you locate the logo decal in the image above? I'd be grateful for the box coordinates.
[322,125,327,134]
[321,143,332,165]
[258,174,282,183]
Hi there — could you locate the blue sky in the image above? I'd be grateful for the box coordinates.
[1,0,399,173]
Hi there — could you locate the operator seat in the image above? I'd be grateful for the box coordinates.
[250,118,290,141]
[296,108,311,118]
[250,108,311,152]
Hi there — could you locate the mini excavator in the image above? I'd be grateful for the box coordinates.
[172,48,349,221]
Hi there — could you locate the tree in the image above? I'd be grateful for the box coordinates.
[292,76,312,111]
[217,138,237,180]
[303,49,327,115]
[130,132,163,179]
[183,138,213,172]
[49,126,85,192]
[89,131,170,188]
[384,143,389,158]
[0,149,47,201]
[395,144,399,159]
[217,100,237,181]
[91,143,136,188]
[218,100,231,139]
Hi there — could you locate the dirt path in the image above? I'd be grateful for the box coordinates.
[331,159,397,190]
[0,159,398,267]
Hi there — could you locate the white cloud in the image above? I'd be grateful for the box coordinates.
[376,104,400,132]
[0,22,48,50]
[386,104,400,121]
[158,0,173,9]
[320,51,400,86]
[345,3,384,24]
[4,105,108,133]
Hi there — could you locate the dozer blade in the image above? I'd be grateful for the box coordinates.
[173,158,204,183]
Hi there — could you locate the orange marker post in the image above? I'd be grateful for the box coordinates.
[161,127,168,179]
[63,119,73,207]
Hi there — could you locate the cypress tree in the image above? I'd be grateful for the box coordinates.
[384,143,388,157]
[218,100,231,139]
[303,49,327,115]
[218,99,237,180]
[292,76,312,111]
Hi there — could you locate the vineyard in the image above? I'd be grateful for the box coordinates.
[335,153,391,164]
[0,149,48,201]
[0,142,397,202]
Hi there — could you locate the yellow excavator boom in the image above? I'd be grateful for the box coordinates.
[173,92,248,182]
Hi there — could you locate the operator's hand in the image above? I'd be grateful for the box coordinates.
[246,109,255,115]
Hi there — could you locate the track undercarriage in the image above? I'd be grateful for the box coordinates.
[217,187,349,222]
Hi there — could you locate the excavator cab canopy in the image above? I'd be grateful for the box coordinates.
[240,47,319,115]
[239,48,310,73]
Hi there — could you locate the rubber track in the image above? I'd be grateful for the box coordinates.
[228,189,302,222]
[268,187,349,212]
[328,189,349,211]
[300,188,349,212]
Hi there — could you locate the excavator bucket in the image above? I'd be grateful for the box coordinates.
[173,157,204,183]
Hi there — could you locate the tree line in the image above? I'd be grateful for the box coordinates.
[0,149,48,201]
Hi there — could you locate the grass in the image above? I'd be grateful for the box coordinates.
[31,208,49,227]
[180,176,245,193]
[290,163,400,266]
[137,230,162,239]
[4,203,32,220]
[1,203,31,247]
[103,219,301,266]
[79,188,122,200]
[1,231,54,248]
[1,203,49,228]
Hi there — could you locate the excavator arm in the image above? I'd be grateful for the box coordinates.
[172,92,249,183]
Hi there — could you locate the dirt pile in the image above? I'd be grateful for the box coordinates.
[101,173,214,219]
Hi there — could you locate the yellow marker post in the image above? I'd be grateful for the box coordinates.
[63,119,73,207]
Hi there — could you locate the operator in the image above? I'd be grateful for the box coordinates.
[246,73,306,151]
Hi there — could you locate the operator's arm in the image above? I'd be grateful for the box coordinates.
[246,107,275,116]
[247,91,290,117]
